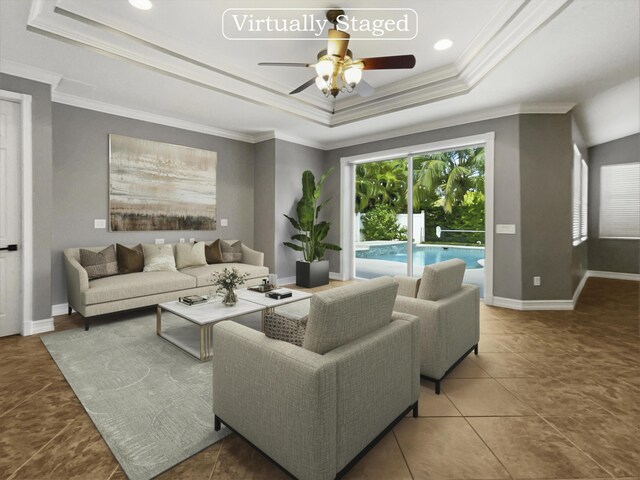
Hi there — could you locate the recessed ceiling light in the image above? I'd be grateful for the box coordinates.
[433,39,453,51]
[128,0,152,10]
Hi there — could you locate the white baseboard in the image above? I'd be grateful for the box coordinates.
[492,269,639,312]
[329,272,347,281]
[52,303,69,317]
[587,270,640,281]
[23,317,55,336]
[492,296,575,311]
[572,271,590,306]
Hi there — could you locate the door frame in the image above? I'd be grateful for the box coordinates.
[0,90,33,334]
[340,132,495,304]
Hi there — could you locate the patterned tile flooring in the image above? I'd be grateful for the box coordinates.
[0,277,638,479]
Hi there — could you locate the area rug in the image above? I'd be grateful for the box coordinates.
[41,310,233,480]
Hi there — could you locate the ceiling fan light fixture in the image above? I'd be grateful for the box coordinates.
[128,0,152,10]
[314,59,334,78]
[433,38,453,51]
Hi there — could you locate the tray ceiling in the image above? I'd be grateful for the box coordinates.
[1,0,638,148]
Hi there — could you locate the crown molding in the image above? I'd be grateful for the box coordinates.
[251,130,325,150]
[24,0,571,127]
[52,91,257,143]
[0,58,62,88]
[324,102,576,150]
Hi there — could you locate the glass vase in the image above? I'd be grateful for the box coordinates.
[222,289,237,307]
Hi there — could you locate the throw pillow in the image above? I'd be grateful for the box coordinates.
[116,244,144,274]
[175,242,207,269]
[80,245,118,280]
[142,244,177,272]
[205,239,223,264]
[221,240,243,263]
[264,312,308,347]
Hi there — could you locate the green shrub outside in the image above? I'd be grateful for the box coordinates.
[361,205,408,241]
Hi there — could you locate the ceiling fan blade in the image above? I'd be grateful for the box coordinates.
[358,55,416,70]
[258,62,311,67]
[356,79,375,97]
[289,77,317,95]
[327,29,350,59]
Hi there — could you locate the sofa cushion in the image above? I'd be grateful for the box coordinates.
[179,263,269,287]
[80,245,118,280]
[142,244,177,272]
[417,258,466,301]
[303,276,398,355]
[175,242,207,269]
[221,240,242,263]
[116,244,144,274]
[205,239,223,264]
[83,271,196,305]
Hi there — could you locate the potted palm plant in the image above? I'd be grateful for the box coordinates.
[283,169,341,288]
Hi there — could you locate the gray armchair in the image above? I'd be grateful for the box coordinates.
[211,277,420,480]
[394,259,480,394]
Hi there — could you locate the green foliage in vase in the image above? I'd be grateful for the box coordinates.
[283,169,342,262]
[361,205,408,241]
[211,267,249,293]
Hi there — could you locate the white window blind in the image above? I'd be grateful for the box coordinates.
[572,145,587,244]
[599,163,640,239]
[581,159,588,241]
[572,147,581,242]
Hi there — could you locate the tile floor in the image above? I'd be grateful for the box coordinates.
[0,277,638,479]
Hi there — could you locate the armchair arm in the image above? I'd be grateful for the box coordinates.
[393,275,420,298]
[212,322,336,480]
[63,251,89,313]
[241,244,264,267]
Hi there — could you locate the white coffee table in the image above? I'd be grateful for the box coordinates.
[156,298,264,361]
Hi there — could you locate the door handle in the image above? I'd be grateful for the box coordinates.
[0,244,18,251]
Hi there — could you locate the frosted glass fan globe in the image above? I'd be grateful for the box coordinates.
[344,67,362,85]
[315,60,334,78]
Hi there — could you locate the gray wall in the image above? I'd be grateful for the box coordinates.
[324,116,524,300]
[519,114,574,300]
[52,104,255,305]
[274,139,326,278]
[0,73,53,321]
[253,139,276,272]
[588,133,640,274]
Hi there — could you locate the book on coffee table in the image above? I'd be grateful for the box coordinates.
[179,295,207,306]
[266,289,293,300]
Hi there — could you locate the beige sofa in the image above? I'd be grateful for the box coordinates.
[212,277,420,480]
[63,242,268,330]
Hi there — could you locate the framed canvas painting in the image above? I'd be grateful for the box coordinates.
[109,134,217,231]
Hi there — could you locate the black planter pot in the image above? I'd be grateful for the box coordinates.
[296,260,329,288]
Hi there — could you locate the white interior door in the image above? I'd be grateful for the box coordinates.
[0,99,22,337]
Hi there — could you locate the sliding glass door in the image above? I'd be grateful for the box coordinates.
[351,145,486,297]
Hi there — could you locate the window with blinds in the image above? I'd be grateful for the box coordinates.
[572,145,588,245]
[599,163,640,239]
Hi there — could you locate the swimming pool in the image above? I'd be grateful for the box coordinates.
[356,243,485,269]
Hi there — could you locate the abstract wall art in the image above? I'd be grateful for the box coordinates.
[109,134,217,231]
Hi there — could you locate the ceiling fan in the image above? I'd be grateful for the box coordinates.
[258,9,416,99]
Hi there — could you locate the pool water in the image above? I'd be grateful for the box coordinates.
[356,244,485,269]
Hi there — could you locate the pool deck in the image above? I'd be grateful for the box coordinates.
[355,258,485,298]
